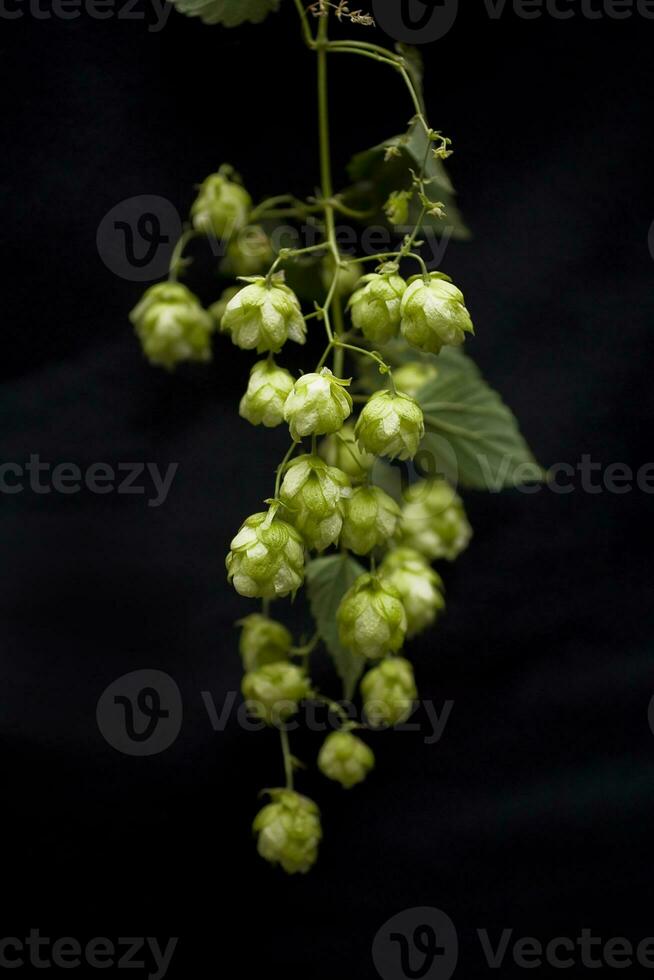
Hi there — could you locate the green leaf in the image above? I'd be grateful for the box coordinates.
[305,554,366,700]
[341,118,470,240]
[170,0,281,27]
[413,349,545,491]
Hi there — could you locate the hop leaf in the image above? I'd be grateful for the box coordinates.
[318,731,375,789]
[340,486,401,556]
[399,479,472,561]
[253,790,322,875]
[361,657,417,728]
[401,272,474,355]
[337,573,407,660]
[226,509,305,599]
[239,359,295,428]
[355,390,425,461]
[130,282,215,370]
[284,368,353,442]
[347,272,407,346]
[279,455,351,553]
[379,547,445,637]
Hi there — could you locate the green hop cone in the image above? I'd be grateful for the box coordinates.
[226,509,305,599]
[220,226,274,278]
[355,390,425,461]
[385,189,413,226]
[337,573,407,660]
[340,486,401,556]
[209,286,240,331]
[361,657,417,728]
[222,278,306,353]
[279,455,351,552]
[319,422,374,480]
[191,170,252,240]
[347,272,407,345]
[393,361,439,398]
[253,790,322,875]
[238,613,292,673]
[284,368,353,442]
[239,359,295,428]
[321,255,364,298]
[380,547,446,637]
[401,272,474,355]
[400,479,472,561]
[130,282,215,370]
[318,731,375,789]
[242,662,311,724]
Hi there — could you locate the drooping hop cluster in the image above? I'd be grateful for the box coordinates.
[318,731,375,789]
[400,479,473,561]
[191,170,252,239]
[340,486,401,556]
[226,509,305,599]
[355,390,425,461]
[253,790,322,875]
[130,282,215,369]
[401,272,474,354]
[337,573,407,660]
[361,657,417,728]
[222,278,307,353]
[239,359,295,428]
[242,662,311,724]
[284,369,353,441]
[279,455,351,552]
[380,548,446,637]
[238,614,292,673]
[348,271,407,345]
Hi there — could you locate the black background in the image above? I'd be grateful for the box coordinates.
[2,1,654,977]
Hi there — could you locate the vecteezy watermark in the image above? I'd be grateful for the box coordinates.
[0,457,178,508]
[96,669,454,756]
[0,931,178,979]
[97,195,182,282]
[373,0,654,42]
[0,0,172,31]
[373,909,654,977]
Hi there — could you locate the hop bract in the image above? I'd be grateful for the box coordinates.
[253,790,322,875]
[355,390,425,461]
[226,510,305,599]
[279,455,351,552]
[191,171,252,240]
[222,278,306,353]
[400,479,472,561]
[340,486,401,556]
[361,657,417,728]
[284,368,353,442]
[401,272,474,355]
[319,422,374,480]
[130,282,215,370]
[337,573,407,660]
[242,662,311,724]
[238,613,292,673]
[318,731,375,789]
[348,272,406,345]
[239,359,295,428]
[209,287,240,331]
[393,361,438,398]
[380,547,445,637]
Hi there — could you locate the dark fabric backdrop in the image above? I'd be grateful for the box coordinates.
[2,3,654,977]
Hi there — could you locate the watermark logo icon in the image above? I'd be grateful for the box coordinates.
[97,669,183,756]
[372,0,459,43]
[373,907,459,980]
[97,195,182,282]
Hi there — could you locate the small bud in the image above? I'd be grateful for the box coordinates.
[401,272,474,355]
[393,361,438,398]
[340,486,401,556]
[220,225,274,278]
[385,189,413,226]
[318,731,375,789]
[242,662,311,724]
[337,573,407,660]
[238,613,292,673]
[253,790,322,875]
[226,509,305,599]
[222,278,306,353]
[209,287,240,331]
[347,272,407,345]
[130,282,215,370]
[279,455,351,552]
[400,479,472,561]
[191,171,251,240]
[361,657,417,728]
[321,255,364,298]
[319,423,374,480]
[379,547,445,637]
[355,390,425,461]
[284,368,353,442]
[239,359,295,428]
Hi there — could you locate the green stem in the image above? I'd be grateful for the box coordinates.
[274,441,300,497]
[168,227,199,282]
[280,726,294,790]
